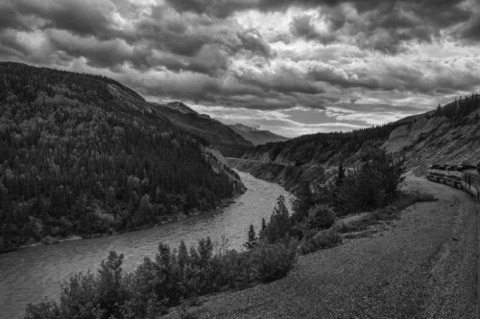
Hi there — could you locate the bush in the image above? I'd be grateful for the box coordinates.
[249,240,298,282]
[328,147,405,215]
[306,205,336,231]
[298,228,342,255]
[25,251,130,319]
[25,237,298,319]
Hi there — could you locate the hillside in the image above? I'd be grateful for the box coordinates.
[233,94,480,194]
[153,103,254,157]
[229,123,289,146]
[0,62,245,252]
[164,101,199,115]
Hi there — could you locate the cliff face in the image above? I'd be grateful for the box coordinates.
[227,158,326,195]
[233,96,480,194]
[385,113,480,175]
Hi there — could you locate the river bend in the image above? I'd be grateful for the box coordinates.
[0,172,293,319]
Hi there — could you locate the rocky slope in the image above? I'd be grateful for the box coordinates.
[153,103,254,157]
[228,123,289,146]
[232,95,480,194]
[226,158,326,195]
[0,62,245,251]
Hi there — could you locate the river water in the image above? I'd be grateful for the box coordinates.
[0,172,293,319]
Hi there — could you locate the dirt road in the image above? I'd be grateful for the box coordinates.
[180,175,478,319]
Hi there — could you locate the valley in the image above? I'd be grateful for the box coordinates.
[2,0,480,317]
[1,62,479,319]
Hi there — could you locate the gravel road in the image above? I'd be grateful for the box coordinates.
[175,175,478,319]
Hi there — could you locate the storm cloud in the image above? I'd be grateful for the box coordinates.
[0,0,479,137]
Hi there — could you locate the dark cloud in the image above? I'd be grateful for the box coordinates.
[306,59,480,96]
[0,31,32,59]
[290,15,337,45]
[235,67,325,96]
[307,65,380,90]
[47,30,131,70]
[13,0,117,39]
[132,17,208,57]
[164,0,389,18]
[0,0,479,135]
[0,3,31,32]
[287,0,473,53]
[236,30,273,58]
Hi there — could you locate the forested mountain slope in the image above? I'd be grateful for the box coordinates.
[234,94,480,193]
[154,103,254,157]
[0,62,245,252]
[229,123,289,146]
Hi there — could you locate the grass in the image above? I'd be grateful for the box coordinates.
[298,228,343,255]
[337,191,437,236]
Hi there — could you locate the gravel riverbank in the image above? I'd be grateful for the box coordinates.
[172,175,478,319]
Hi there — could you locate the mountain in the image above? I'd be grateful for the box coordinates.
[164,101,198,115]
[0,62,245,252]
[230,94,480,194]
[229,123,289,146]
[153,103,254,157]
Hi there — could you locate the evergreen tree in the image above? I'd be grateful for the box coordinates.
[243,224,257,250]
[261,195,291,244]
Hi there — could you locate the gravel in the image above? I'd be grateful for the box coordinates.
[168,175,478,319]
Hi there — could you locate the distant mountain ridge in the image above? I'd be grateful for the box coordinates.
[229,123,289,146]
[153,102,254,157]
[0,62,245,252]
[165,101,198,115]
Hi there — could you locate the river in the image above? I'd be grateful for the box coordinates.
[0,172,293,319]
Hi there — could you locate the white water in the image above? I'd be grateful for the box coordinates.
[0,172,293,319]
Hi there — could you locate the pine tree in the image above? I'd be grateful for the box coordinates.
[178,240,189,269]
[243,224,257,250]
[262,195,291,243]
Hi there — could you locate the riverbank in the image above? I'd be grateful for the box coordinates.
[2,198,237,255]
[168,175,477,318]
[0,172,293,319]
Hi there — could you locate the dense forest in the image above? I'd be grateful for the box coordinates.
[242,122,406,166]
[432,93,480,125]
[0,62,245,252]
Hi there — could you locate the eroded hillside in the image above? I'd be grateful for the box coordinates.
[233,95,480,194]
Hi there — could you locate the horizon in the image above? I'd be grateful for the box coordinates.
[1,0,479,137]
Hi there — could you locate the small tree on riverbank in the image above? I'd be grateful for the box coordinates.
[260,195,291,243]
[244,224,257,250]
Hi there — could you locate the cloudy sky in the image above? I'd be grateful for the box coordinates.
[1,0,480,137]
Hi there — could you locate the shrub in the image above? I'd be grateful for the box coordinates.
[25,251,130,319]
[249,240,298,282]
[329,147,405,215]
[298,228,342,255]
[306,205,336,231]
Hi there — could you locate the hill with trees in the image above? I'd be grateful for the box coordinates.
[153,102,254,157]
[232,94,480,194]
[0,62,245,252]
[228,123,289,146]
